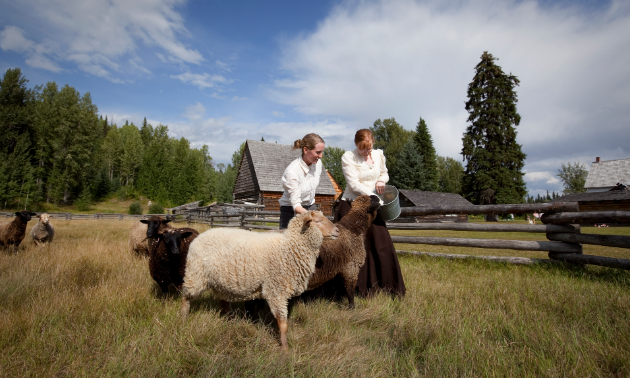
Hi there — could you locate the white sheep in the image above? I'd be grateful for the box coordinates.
[30,213,54,246]
[129,221,149,256]
[181,210,340,351]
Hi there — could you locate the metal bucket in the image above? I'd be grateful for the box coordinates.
[374,185,401,221]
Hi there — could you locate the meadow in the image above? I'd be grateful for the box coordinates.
[1,219,629,377]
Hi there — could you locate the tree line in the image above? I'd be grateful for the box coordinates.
[0,68,229,210]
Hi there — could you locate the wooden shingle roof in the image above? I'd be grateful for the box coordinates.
[585,158,630,189]
[245,139,337,195]
[550,190,630,203]
[398,189,473,207]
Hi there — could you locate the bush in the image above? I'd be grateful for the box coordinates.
[148,203,164,214]
[128,201,142,215]
[75,187,92,212]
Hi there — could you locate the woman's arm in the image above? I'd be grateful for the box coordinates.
[281,167,304,212]
[342,151,376,196]
[377,150,389,184]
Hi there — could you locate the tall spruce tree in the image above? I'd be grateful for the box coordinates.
[389,140,427,190]
[461,52,527,204]
[413,117,438,191]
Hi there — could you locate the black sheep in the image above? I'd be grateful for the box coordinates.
[149,227,199,295]
[0,211,37,253]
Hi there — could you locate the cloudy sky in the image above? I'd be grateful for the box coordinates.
[1,0,628,196]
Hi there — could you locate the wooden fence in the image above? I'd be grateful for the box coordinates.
[4,202,628,270]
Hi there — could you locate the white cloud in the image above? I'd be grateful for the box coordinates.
[232,96,248,101]
[524,171,561,185]
[272,111,285,118]
[2,0,203,79]
[184,102,206,121]
[171,72,232,89]
[272,0,630,189]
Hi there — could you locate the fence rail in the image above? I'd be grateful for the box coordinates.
[4,202,628,270]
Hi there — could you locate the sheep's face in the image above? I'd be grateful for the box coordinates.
[15,211,36,223]
[157,230,194,255]
[141,217,171,238]
[38,213,50,224]
[302,211,340,240]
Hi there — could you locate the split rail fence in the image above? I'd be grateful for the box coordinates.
[3,202,629,270]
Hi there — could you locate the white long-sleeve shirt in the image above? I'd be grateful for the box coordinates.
[278,157,322,210]
[341,148,389,200]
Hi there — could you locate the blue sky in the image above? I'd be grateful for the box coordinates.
[1,0,628,197]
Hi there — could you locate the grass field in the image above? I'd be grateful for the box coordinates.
[1,219,629,377]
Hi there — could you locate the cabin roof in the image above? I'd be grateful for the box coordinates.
[550,189,630,203]
[398,189,473,207]
[585,158,630,189]
[244,139,337,195]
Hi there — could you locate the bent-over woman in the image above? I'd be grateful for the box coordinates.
[339,129,406,297]
[278,133,325,229]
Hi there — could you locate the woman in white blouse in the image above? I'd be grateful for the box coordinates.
[338,129,406,297]
[278,133,325,229]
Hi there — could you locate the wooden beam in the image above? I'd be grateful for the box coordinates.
[396,250,563,266]
[541,211,630,225]
[399,202,579,216]
[546,233,630,249]
[243,217,279,223]
[390,235,582,253]
[387,223,580,234]
[548,253,630,270]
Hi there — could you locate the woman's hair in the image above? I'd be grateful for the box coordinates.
[292,133,325,154]
[354,129,374,151]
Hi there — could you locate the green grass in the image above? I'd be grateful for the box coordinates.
[0,219,629,376]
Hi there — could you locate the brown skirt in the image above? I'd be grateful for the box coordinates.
[335,200,406,298]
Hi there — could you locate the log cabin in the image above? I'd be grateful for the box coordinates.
[232,139,340,216]
[395,189,473,223]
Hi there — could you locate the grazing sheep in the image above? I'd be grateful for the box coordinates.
[129,221,150,256]
[30,213,55,246]
[181,211,340,351]
[299,195,381,309]
[150,227,199,295]
[0,211,37,252]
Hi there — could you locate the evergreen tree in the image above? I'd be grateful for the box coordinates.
[437,156,464,194]
[0,68,38,208]
[461,52,527,205]
[413,117,438,191]
[261,136,265,142]
[388,140,427,190]
[322,146,346,190]
[140,117,153,146]
[371,118,414,171]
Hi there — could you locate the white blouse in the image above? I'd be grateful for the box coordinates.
[341,148,389,200]
[278,157,322,210]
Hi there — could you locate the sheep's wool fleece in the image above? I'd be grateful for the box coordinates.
[30,220,54,244]
[129,221,149,255]
[184,215,323,317]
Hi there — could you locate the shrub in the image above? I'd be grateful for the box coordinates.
[128,201,142,215]
[148,203,164,214]
[75,187,92,212]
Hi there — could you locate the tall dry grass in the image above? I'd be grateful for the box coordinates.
[0,219,629,377]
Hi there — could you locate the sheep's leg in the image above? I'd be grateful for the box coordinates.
[219,300,231,315]
[344,278,357,309]
[275,314,289,352]
[181,296,191,319]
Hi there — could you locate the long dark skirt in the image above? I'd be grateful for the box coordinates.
[335,200,406,298]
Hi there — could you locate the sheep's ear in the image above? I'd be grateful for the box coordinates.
[300,213,313,233]
[140,220,148,224]
[181,231,193,239]
[30,212,37,216]
[162,219,171,224]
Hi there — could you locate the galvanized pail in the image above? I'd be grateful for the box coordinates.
[374,185,401,221]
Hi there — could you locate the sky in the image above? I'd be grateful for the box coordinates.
[1,0,628,197]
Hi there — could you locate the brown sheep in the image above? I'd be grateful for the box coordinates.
[150,227,199,295]
[299,195,381,308]
[0,211,37,253]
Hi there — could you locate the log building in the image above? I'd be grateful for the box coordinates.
[232,139,340,216]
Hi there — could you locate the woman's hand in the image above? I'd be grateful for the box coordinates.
[375,181,385,195]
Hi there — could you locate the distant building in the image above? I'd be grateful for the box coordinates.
[552,157,630,212]
[585,157,630,192]
[396,189,472,223]
[232,139,339,216]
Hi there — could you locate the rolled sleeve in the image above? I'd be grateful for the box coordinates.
[377,151,389,183]
[341,152,375,196]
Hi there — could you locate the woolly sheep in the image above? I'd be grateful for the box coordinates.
[181,210,340,350]
[299,195,381,309]
[30,213,55,246]
[150,227,199,295]
[0,211,37,253]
